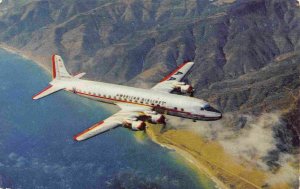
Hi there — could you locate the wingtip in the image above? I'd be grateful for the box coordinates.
[73,136,80,142]
[182,60,194,65]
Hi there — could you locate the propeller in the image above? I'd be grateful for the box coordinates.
[72,87,77,93]
[143,125,148,133]
[159,118,168,133]
[189,89,195,97]
[183,79,195,97]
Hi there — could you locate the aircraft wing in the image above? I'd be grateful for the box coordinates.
[73,103,151,141]
[151,61,194,93]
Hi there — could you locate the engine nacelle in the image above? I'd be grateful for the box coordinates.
[144,111,166,124]
[179,84,194,93]
[123,120,146,131]
[149,114,166,124]
[173,82,194,94]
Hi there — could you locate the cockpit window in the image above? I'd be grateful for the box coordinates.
[201,105,221,113]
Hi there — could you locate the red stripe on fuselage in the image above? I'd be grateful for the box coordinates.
[52,55,56,79]
[160,61,190,82]
[71,90,196,116]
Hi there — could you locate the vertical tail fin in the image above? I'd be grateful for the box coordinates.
[52,55,71,79]
[32,55,87,100]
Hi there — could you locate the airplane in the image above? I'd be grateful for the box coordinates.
[33,55,222,141]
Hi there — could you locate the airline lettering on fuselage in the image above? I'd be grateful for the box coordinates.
[168,77,176,81]
[116,93,167,106]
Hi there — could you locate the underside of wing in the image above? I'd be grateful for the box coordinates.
[74,104,152,141]
[152,61,194,93]
[73,119,120,141]
[32,85,64,100]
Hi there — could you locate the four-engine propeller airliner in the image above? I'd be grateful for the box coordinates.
[33,55,222,141]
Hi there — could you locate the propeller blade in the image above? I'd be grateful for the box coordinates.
[190,91,194,97]
[159,123,168,134]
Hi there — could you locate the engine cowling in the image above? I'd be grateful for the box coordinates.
[179,84,194,93]
[123,120,146,131]
[149,114,166,124]
[173,82,194,94]
[144,111,166,124]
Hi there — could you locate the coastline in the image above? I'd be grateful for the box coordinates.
[146,124,229,189]
[0,43,51,75]
[0,43,118,114]
[145,124,276,189]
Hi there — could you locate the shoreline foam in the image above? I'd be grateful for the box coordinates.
[146,125,229,189]
[0,43,51,75]
[0,43,118,113]
[145,124,280,189]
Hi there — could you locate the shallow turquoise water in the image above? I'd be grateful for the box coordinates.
[0,49,215,189]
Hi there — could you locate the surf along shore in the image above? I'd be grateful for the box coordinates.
[146,122,294,189]
[0,43,51,74]
[0,43,288,189]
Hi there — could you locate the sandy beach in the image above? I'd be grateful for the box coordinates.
[144,123,284,189]
[0,43,51,74]
[146,125,230,189]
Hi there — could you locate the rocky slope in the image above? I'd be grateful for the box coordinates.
[0,0,299,113]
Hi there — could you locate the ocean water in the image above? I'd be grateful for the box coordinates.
[0,49,215,189]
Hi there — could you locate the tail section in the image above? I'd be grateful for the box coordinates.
[52,55,71,79]
[33,54,85,100]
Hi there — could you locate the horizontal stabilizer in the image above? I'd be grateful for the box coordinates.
[32,85,64,100]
